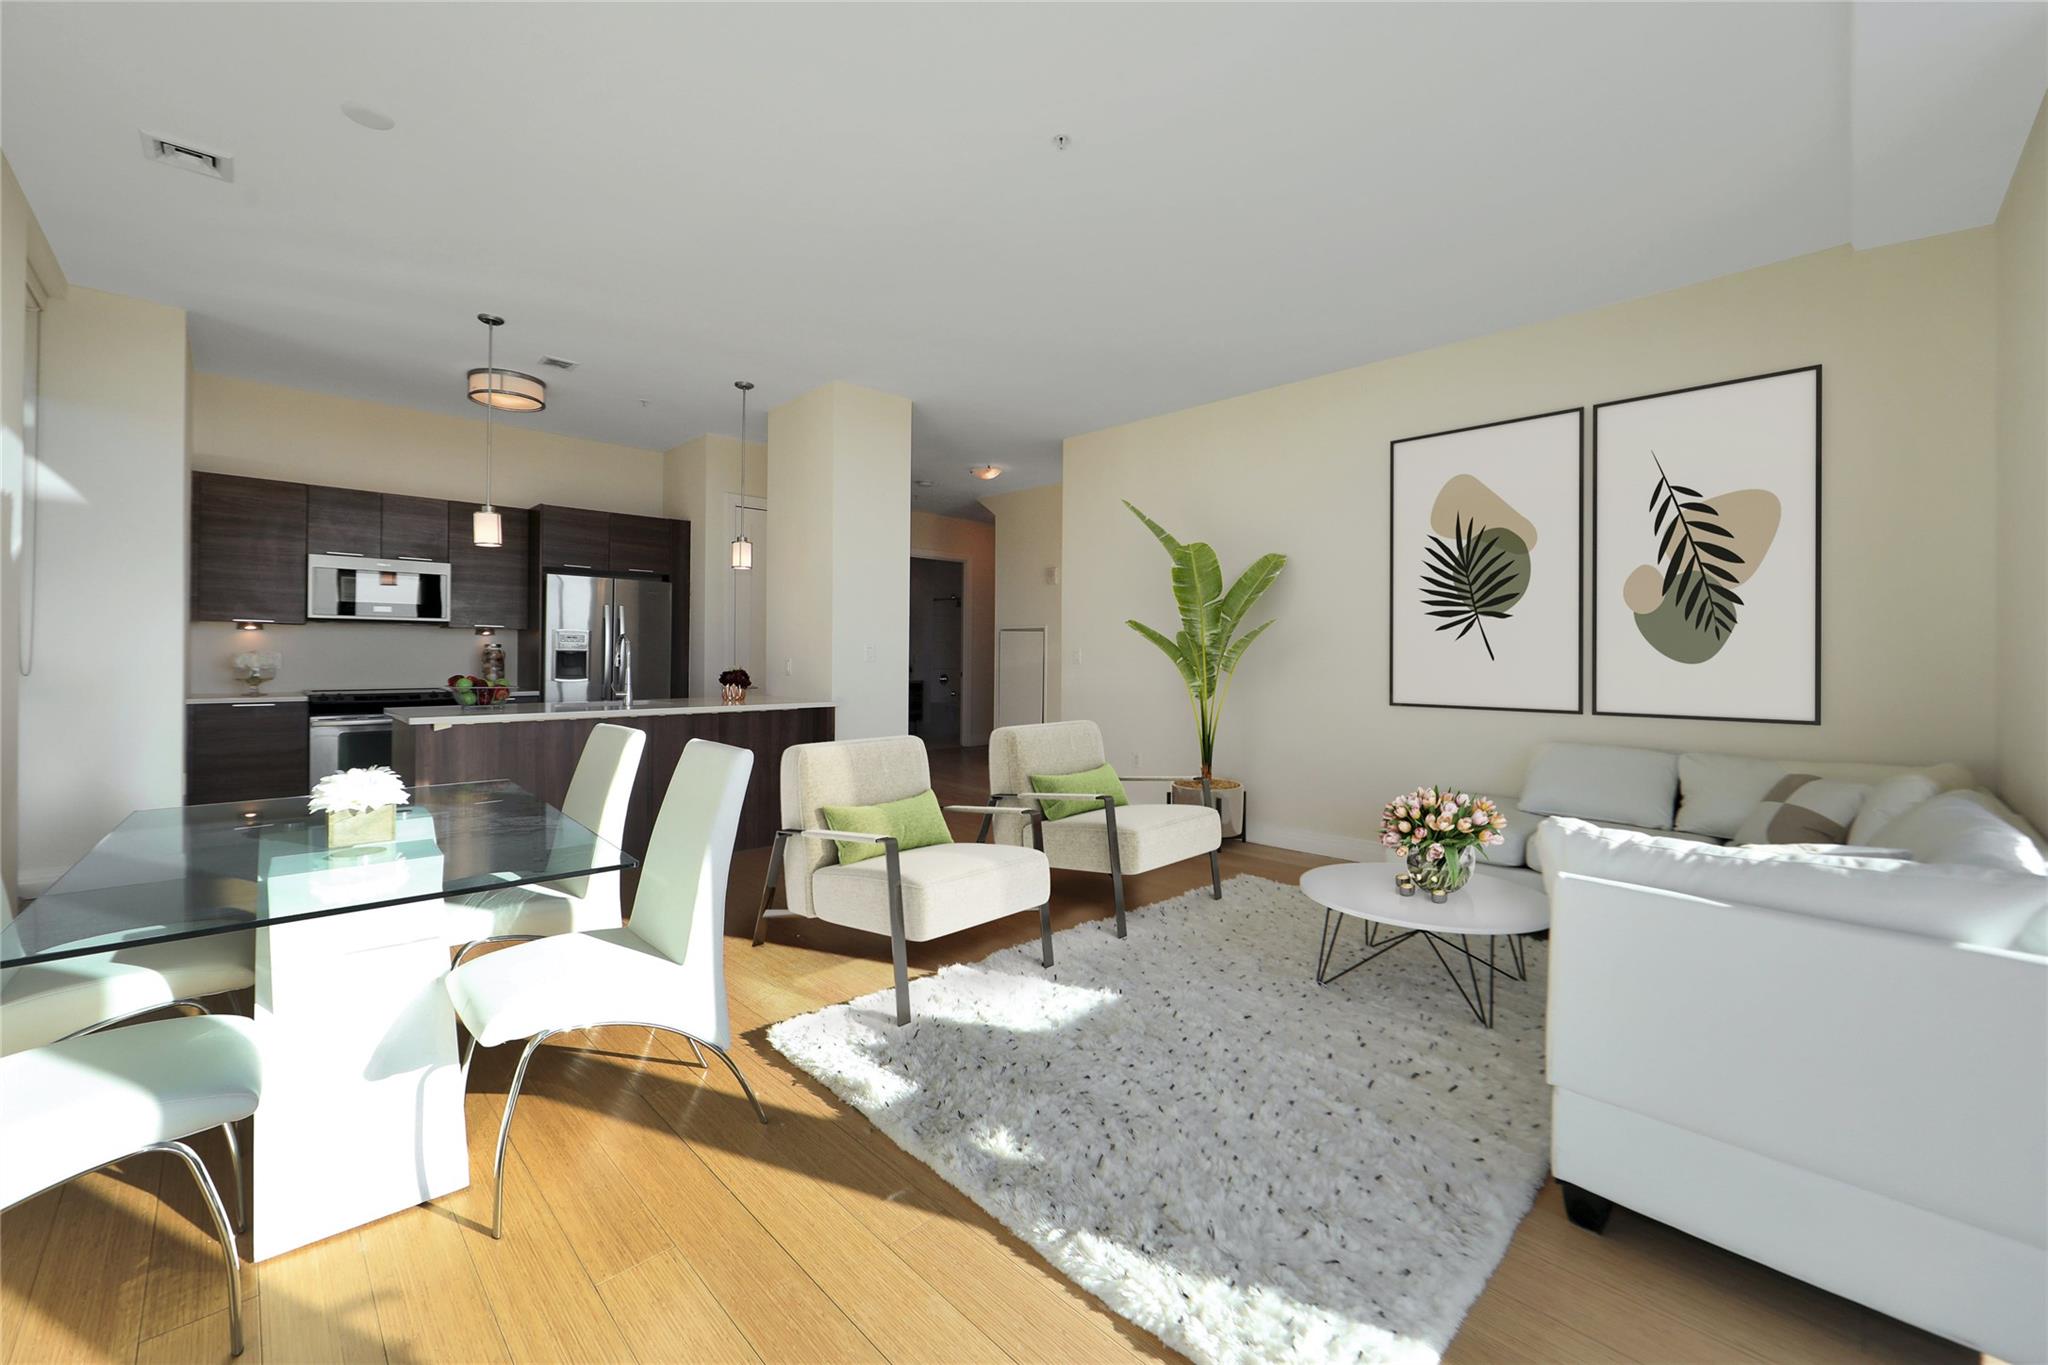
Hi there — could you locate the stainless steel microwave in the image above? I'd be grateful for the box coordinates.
[306,553,452,622]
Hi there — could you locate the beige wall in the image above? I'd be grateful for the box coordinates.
[1995,96,2048,832]
[911,509,996,745]
[191,372,665,510]
[766,381,912,740]
[983,482,1063,723]
[20,286,189,890]
[1064,232,2002,856]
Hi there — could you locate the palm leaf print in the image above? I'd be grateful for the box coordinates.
[1648,452,1745,640]
[1420,514,1523,662]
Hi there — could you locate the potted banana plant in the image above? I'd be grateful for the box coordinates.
[1123,502,1286,832]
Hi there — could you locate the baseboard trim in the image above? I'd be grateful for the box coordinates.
[1248,823,1379,862]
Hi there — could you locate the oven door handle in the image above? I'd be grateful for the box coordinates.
[309,716,397,731]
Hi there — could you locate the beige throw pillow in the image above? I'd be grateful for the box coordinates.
[1733,775,1869,846]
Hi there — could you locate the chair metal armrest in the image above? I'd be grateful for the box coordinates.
[944,805,1036,818]
[1121,775,1202,784]
[796,828,896,846]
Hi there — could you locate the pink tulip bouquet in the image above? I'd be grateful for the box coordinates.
[1380,786,1508,894]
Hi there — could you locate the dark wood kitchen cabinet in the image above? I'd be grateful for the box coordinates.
[186,700,310,804]
[531,505,611,572]
[447,500,531,629]
[608,514,673,576]
[380,494,449,561]
[191,472,309,623]
[306,486,382,557]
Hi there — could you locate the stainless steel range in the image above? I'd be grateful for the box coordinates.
[306,688,462,785]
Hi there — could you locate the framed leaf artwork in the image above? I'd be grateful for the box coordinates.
[1388,408,1583,713]
[1592,365,1820,723]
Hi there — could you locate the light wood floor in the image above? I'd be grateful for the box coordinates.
[1,747,1974,1365]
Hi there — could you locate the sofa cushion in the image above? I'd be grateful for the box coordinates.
[1520,743,1679,828]
[1030,762,1130,823]
[1532,817,2047,948]
[1039,802,1221,876]
[1477,799,1535,867]
[1876,791,2048,879]
[1732,775,1869,846]
[1525,817,1719,872]
[1848,772,1942,844]
[1675,753,1802,838]
[821,788,954,865]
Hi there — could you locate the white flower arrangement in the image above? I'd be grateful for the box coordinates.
[308,765,411,817]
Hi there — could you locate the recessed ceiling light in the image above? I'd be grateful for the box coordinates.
[340,102,396,132]
[970,466,1003,481]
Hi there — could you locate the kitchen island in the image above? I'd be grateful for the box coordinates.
[388,696,833,858]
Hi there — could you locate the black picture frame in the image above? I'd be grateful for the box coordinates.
[1590,364,1822,725]
[1387,406,1585,715]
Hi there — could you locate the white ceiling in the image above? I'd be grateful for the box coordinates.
[3,2,2042,519]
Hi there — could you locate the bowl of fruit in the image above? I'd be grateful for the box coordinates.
[448,674,512,707]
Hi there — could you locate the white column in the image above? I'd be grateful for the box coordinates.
[765,382,912,739]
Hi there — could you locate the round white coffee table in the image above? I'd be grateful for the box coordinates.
[1298,862,1548,1027]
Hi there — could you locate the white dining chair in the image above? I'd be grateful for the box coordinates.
[0,1014,261,1355]
[0,884,254,1057]
[985,720,1224,936]
[443,722,645,965]
[444,738,760,1240]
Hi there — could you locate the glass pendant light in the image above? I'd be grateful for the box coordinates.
[731,380,755,571]
[472,314,505,548]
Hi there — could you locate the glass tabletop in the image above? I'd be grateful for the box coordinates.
[1,781,636,967]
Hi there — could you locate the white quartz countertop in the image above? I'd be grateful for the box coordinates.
[385,696,834,726]
[188,693,310,704]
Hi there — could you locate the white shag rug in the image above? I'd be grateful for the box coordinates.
[768,874,1551,1365]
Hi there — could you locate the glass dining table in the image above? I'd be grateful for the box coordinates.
[2,780,634,1261]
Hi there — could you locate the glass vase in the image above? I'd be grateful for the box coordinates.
[1411,847,1474,899]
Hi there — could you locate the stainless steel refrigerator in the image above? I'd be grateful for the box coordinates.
[537,572,671,703]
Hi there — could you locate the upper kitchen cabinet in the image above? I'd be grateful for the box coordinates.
[380,494,450,561]
[191,472,309,623]
[447,501,531,629]
[608,514,674,576]
[306,486,382,557]
[531,504,610,572]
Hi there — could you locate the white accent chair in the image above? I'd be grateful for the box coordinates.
[0,885,254,1057]
[986,721,1224,937]
[444,722,645,964]
[0,1014,261,1355]
[445,738,761,1240]
[751,735,1053,1026]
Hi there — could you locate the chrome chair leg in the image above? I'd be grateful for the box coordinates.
[52,997,210,1044]
[1039,901,1055,967]
[751,831,792,947]
[452,934,540,970]
[491,1030,556,1240]
[684,1035,706,1067]
[1209,848,1223,899]
[697,1038,771,1125]
[218,1119,248,1234]
[1101,800,1128,938]
[147,1140,244,1357]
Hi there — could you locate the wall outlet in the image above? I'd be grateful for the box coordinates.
[1072,648,1083,666]
[784,657,794,676]
[1044,565,1060,586]
[863,643,874,662]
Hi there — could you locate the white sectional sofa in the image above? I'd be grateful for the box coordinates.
[1495,742,2048,1362]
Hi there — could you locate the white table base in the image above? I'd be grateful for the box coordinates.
[251,822,469,1261]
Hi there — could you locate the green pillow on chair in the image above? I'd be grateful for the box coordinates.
[820,789,954,865]
[1029,763,1130,822]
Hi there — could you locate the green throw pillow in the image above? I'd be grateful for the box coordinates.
[819,789,954,865]
[1029,763,1130,822]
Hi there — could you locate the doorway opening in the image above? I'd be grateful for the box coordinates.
[909,557,965,747]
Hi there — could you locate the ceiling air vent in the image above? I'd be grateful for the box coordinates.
[140,132,234,182]
[539,356,578,371]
